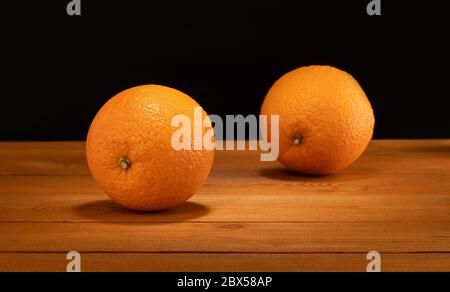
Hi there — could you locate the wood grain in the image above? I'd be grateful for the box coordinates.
[2,253,450,272]
[0,140,449,271]
[1,191,450,223]
[1,140,449,176]
[1,222,449,253]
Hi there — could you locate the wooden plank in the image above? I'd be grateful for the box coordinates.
[0,140,449,176]
[1,252,449,272]
[1,172,450,195]
[1,222,449,253]
[0,142,87,175]
[1,191,450,223]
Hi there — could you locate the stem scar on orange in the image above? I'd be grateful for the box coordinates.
[86,85,215,211]
[261,65,375,175]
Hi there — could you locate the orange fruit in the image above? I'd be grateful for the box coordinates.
[86,85,214,211]
[261,65,374,175]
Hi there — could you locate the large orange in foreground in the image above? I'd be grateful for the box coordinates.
[86,85,214,211]
[261,65,375,175]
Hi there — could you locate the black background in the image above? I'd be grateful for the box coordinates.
[2,0,449,140]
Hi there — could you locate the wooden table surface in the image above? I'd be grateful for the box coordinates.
[0,140,449,272]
